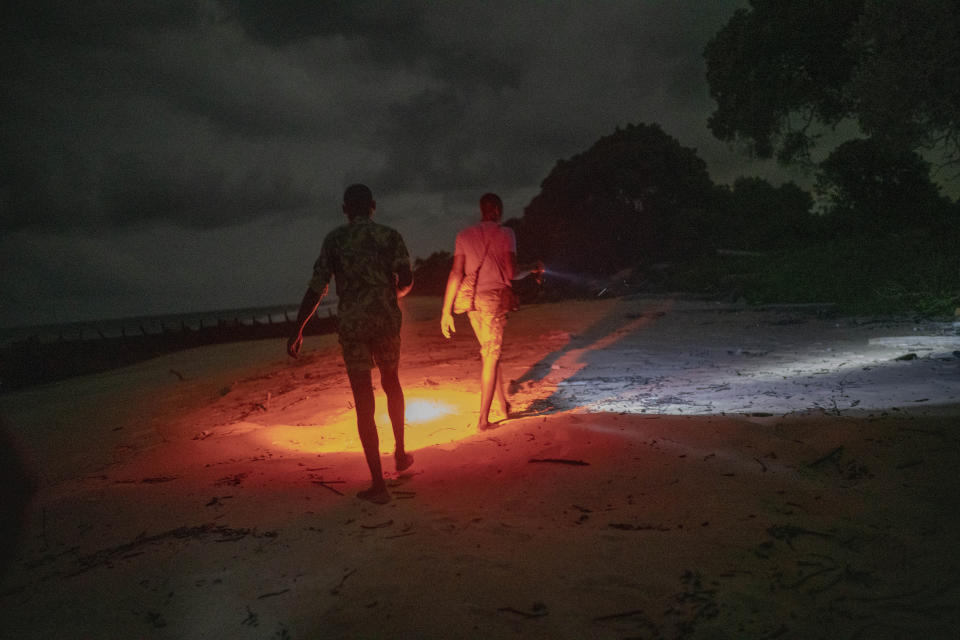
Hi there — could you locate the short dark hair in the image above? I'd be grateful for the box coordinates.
[479,192,502,219]
[343,184,374,218]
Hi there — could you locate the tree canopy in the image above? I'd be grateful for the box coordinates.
[718,177,815,251]
[518,123,717,275]
[705,0,960,166]
[815,138,950,234]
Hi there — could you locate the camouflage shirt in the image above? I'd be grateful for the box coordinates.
[309,217,411,340]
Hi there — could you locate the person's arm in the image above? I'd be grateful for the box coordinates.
[393,231,414,298]
[513,260,545,282]
[396,262,414,298]
[440,254,466,338]
[287,284,327,358]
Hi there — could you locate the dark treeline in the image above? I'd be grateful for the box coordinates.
[416,1,960,315]
[412,121,959,314]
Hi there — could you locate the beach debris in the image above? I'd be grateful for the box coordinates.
[528,457,589,466]
[497,602,548,618]
[216,472,250,486]
[608,523,671,532]
[168,368,185,381]
[241,606,258,626]
[384,526,416,539]
[140,476,179,484]
[593,608,650,622]
[766,524,833,544]
[311,479,346,496]
[895,460,923,470]
[145,610,167,628]
[69,524,267,576]
[192,430,212,440]
[894,353,918,361]
[360,520,393,530]
[257,588,290,600]
[807,446,844,469]
[330,568,356,595]
[727,349,769,357]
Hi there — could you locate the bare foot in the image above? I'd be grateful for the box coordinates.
[356,486,390,504]
[477,420,492,432]
[395,452,414,472]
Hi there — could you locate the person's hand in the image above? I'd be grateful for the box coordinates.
[287,333,303,358]
[533,260,545,284]
[440,312,456,339]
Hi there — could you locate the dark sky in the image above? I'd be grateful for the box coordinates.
[2,0,804,327]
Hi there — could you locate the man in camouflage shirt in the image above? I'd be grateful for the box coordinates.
[288,184,414,504]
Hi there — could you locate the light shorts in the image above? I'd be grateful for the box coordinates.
[338,331,401,375]
[467,288,508,360]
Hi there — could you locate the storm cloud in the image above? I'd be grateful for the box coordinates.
[2,0,800,326]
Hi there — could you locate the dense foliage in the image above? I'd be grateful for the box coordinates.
[411,250,453,296]
[704,0,960,166]
[518,123,718,274]
[508,121,958,315]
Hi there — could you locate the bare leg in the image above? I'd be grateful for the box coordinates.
[347,370,389,503]
[477,353,500,430]
[379,365,413,472]
[493,362,509,419]
[470,310,509,431]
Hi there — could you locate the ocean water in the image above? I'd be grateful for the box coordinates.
[0,300,336,348]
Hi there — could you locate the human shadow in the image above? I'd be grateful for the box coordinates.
[505,297,673,419]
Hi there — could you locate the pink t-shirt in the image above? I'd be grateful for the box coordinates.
[454,221,516,292]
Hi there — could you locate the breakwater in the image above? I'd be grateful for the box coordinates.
[0,309,337,392]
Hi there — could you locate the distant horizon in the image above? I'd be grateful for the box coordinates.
[0,299,338,337]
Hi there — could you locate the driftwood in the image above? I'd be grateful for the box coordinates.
[497,603,548,618]
[593,608,649,622]
[528,458,589,466]
[330,568,356,595]
[311,479,346,496]
[608,523,671,532]
[807,446,844,468]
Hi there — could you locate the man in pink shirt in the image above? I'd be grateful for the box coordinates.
[440,193,519,431]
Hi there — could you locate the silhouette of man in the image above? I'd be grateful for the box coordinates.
[288,184,414,504]
[441,193,540,430]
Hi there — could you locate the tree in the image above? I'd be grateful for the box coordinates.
[816,138,950,234]
[705,0,960,166]
[850,1,960,158]
[411,251,453,296]
[704,0,863,164]
[518,123,717,275]
[719,177,816,250]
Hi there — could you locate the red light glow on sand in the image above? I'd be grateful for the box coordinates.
[256,388,481,454]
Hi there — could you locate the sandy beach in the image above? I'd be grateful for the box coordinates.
[1,295,959,639]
